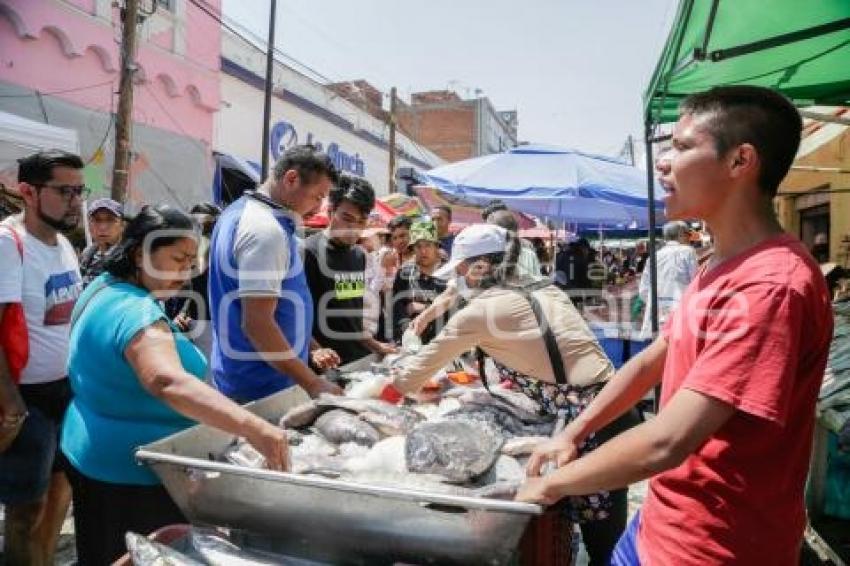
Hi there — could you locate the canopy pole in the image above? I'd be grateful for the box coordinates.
[644,121,661,412]
[644,123,660,336]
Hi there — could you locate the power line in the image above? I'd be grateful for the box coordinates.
[85,82,118,166]
[186,0,339,86]
[0,79,115,98]
[187,0,441,168]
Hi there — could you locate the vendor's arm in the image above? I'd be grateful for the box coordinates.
[243,297,342,397]
[517,388,734,504]
[393,304,484,395]
[410,284,459,337]
[362,336,398,356]
[126,321,289,470]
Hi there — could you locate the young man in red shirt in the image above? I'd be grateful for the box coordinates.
[518,86,833,566]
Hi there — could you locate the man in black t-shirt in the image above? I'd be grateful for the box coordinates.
[303,177,397,366]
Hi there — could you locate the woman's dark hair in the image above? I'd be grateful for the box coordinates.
[190,202,222,217]
[103,204,198,279]
[482,199,508,221]
[388,215,412,232]
[329,175,375,216]
[474,231,522,289]
[190,202,221,236]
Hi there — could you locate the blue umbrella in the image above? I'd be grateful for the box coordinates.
[423,144,664,228]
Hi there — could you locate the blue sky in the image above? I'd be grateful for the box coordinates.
[223,0,678,157]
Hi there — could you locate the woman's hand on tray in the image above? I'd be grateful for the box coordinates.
[246,420,290,471]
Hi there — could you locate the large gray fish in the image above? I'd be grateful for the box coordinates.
[468,456,526,500]
[481,454,525,485]
[405,420,504,483]
[315,394,399,417]
[359,407,424,437]
[501,436,550,456]
[279,399,325,429]
[451,387,549,425]
[315,394,424,437]
[315,409,380,447]
[125,532,204,566]
[444,404,555,439]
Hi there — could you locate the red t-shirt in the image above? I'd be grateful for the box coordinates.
[638,234,833,565]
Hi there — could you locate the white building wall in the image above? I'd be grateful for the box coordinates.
[215,32,443,196]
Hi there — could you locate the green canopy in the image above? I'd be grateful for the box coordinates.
[645,0,850,124]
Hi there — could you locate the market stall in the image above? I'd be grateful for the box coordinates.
[134,353,567,565]
[421,144,663,229]
[645,1,850,558]
[0,110,81,215]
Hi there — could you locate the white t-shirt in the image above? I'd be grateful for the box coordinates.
[0,218,82,384]
[233,197,290,297]
[638,241,698,339]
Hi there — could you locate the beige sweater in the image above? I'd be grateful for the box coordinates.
[394,284,614,394]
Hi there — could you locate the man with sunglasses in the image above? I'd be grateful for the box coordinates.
[303,176,397,367]
[0,150,85,566]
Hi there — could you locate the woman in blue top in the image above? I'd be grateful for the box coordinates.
[61,205,288,565]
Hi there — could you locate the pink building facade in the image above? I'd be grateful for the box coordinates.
[0,0,221,206]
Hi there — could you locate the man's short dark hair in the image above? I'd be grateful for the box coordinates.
[432,204,452,220]
[482,199,508,220]
[18,150,84,186]
[487,209,518,233]
[329,175,375,216]
[679,86,802,196]
[388,215,412,232]
[272,145,339,186]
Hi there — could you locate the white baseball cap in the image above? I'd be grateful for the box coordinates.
[434,224,508,279]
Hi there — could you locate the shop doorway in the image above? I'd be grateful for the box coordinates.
[799,203,830,251]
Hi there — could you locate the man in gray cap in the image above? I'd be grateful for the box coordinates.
[80,197,123,286]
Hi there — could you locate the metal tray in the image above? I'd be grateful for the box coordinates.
[136,364,542,565]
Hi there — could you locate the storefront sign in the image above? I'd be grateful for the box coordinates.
[269,121,366,177]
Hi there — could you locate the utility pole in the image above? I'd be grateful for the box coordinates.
[387,86,397,193]
[112,0,141,203]
[627,134,636,166]
[260,0,278,181]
